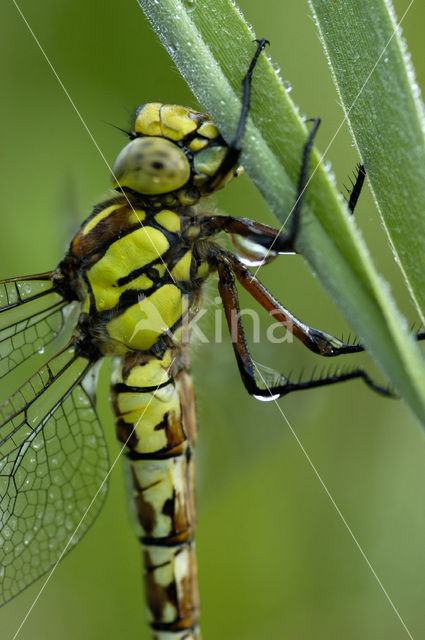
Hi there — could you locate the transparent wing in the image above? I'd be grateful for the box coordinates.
[0,274,72,379]
[0,344,109,605]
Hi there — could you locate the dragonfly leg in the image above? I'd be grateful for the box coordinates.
[223,252,363,355]
[212,253,394,398]
[197,214,294,253]
[199,140,366,258]
[284,117,321,248]
[199,118,322,256]
[347,163,366,214]
[221,251,425,351]
[205,38,269,193]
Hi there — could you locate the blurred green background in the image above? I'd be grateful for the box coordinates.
[1,1,425,638]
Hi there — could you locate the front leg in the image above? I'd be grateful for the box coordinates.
[197,117,322,256]
[197,214,296,254]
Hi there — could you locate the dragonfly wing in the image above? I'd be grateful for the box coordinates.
[0,345,109,605]
[0,274,74,379]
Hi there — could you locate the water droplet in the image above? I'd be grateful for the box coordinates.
[283,80,292,93]
[37,346,45,354]
[183,0,196,11]
[253,393,280,402]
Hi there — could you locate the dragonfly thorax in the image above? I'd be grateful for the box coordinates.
[64,198,212,358]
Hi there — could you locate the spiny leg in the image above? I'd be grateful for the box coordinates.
[216,248,425,351]
[232,38,270,150]
[284,117,321,248]
[347,164,366,214]
[212,253,393,398]
[206,38,269,192]
[225,252,363,356]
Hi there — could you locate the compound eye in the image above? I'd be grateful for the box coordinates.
[112,137,191,195]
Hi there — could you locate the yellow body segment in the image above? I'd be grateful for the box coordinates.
[87,226,169,312]
[105,285,187,351]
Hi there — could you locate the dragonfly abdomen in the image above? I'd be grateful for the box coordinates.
[111,349,200,638]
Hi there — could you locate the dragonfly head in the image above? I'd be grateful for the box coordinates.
[111,102,242,205]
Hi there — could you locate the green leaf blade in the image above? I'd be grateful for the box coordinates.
[309,0,425,320]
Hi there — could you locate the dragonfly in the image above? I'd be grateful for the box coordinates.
[1,37,423,639]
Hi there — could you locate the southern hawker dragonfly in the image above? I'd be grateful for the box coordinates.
[2,5,425,640]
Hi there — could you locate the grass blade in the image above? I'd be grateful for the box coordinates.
[309,0,425,320]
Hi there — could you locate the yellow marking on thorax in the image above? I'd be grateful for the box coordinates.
[171,251,192,282]
[196,261,210,280]
[106,285,188,351]
[154,210,181,233]
[92,273,153,312]
[128,209,147,225]
[87,226,169,312]
[125,351,173,387]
